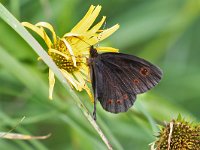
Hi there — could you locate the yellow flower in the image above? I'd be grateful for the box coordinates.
[22,5,119,101]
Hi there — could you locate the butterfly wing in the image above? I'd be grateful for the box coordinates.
[90,52,162,113]
[100,53,163,94]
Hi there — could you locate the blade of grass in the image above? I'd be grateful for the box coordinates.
[0,3,113,150]
[96,117,124,150]
[9,0,20,19]
[60,114,107,150]
[135,99,158,133]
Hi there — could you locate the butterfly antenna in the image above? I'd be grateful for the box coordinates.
[73,36,92,47]
[73,21,106,49]
[96,21,107,47]
[71,36,92,59]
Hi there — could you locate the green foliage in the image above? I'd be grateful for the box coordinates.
[0,0,200,150]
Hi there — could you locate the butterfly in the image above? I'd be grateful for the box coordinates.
[88,46,163,120]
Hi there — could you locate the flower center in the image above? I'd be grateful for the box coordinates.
[49,39,83,73]
[50,53,82,72]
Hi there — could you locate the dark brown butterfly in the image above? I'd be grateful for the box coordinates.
[88,46,163,120]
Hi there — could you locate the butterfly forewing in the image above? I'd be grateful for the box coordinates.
[90,51,162,114]
[100,53,162,94]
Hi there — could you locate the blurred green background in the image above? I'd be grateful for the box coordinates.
[0,0,200,150]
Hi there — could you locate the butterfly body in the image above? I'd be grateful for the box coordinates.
[88,46,162,119]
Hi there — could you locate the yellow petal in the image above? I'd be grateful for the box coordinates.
[61,69,81,91]
[35,22,57,44]
[79,64,91,83]
[63,34,90,53]
[61,38,76,67]
[88,24,120,45]
[87,16,106,36]
[79,64,89,76]
[71,5,95,32]
[73,72,86,87]
[49,69,55,100]
[98,24,120,42]
[22,22,52,48]
[84,84,94,103]
[48,48,70,60]
[63,33,83,37]
[70,37,91,53]
[96,47,119,53]
[74,72,93,102]
[71,5,102,34]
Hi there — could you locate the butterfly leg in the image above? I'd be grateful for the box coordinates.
[89,62,98,121]
[92,97,97,121]
[92,82,99,121]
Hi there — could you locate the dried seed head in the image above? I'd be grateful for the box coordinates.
[152,117,200,150]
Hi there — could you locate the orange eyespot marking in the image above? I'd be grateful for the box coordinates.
[116,99,122,104]
[123,94,128,100]
[140,67,150,76]
[107,99,113,104]
[133,79,140,84]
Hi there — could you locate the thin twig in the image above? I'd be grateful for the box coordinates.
[167,121,174,150]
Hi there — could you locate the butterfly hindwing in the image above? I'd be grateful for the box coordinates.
[90,52,162,113]
[91,59,136,113]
